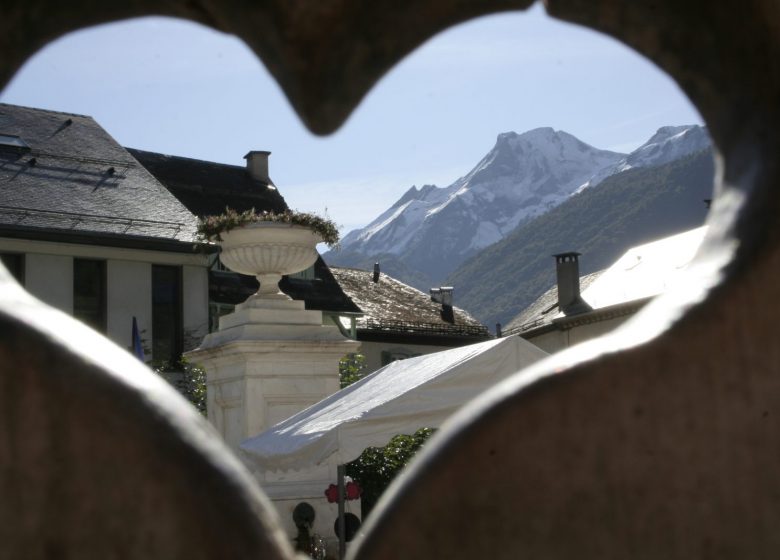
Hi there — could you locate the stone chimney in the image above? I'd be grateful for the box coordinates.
[553,252,592,316]
[244,150,271,183]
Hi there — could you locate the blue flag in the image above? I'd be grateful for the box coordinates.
[132,316,145,362]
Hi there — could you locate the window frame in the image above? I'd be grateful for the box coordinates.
[73,258,107,333]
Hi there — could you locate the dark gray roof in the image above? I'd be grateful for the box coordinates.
[127,147,359,314]
[503,270,604,334]
[210,257,362,314]
[330,266,489,339]
[127,148,287,217]
[0,104,198,245]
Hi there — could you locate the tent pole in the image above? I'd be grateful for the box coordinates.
[338,464,346,560]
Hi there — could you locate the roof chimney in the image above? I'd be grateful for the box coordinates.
[430,286,453,307]
[430,287,455,323]
[243,150,271,183]
[553,252,592,316]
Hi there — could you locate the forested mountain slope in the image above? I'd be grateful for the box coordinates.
[446,148,715,327]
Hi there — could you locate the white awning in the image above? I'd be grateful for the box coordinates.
[240,336,548,472]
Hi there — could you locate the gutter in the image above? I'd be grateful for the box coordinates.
[0,225,217,254]
[520,297,650,339]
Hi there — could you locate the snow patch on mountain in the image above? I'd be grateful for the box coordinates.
[575,124,710,194]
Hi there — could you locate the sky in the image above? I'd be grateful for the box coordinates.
[0,3,702,235]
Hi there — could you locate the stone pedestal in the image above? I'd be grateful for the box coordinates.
[185,294,360,547]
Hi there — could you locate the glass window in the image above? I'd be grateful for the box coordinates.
[0,253,24,283]
[73,259,106,332]
[0,133,30,152]
[288,264,316,280]
[152,265,182,364]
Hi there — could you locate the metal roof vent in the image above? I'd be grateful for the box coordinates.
[431,286,455,323]
[430,287,453,307]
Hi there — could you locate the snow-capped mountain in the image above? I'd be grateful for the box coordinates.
[325,125,710,290]
[328,128,625,287]
[575,125,710,193]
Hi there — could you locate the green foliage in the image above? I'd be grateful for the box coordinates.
[346,428,435,517]
[197,207,340,247]
[153,359,207,415]
[447,149,716,326]
[339,352,367,388]
[338,354,433,517]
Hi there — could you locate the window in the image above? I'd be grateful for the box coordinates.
[152,265,182,364]
[289,264,316,280]
[381,349,421,366]
[73,259,106,332]
[0,133,30,153]
[0,253,24,283]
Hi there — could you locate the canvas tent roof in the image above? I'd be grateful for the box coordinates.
[240,336,548,472]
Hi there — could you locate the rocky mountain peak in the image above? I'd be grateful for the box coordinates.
[576,124,711,193]
[327,127,627,288]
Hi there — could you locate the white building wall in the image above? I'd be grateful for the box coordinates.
[25,253,73,314]
[523,314,635,354]
[522,330,567,354]
[0,237,210,358]
[567,315,632,347]
[107,260,152,354]
[359,340,460,374]
[182,265,209,351]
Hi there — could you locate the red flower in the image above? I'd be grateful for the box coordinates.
[345,481,362,500]
[324,484,339,503]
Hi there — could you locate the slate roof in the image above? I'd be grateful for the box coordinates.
[127,148,287,217]
[503,270,604,335]
[130,146,359,314]
[330,266,490,339]
[0,104,199,247]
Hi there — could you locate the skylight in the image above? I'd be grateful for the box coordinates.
[0,134,31,152]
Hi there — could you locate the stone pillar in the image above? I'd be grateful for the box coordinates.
[186,293,360,547]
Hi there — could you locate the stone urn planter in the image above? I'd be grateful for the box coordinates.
[218,222,322,300]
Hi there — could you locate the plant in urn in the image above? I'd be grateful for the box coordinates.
[197,209,339,302]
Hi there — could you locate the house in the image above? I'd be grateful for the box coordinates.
[0,103,211,362]
[128,147,363,331]
[503,226,708,353]
[0,102,488,379]
[329,266,491,372]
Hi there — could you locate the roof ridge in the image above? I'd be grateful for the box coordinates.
[127,147,246,171]
[0,102,91,120]
[330,265,370,272]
